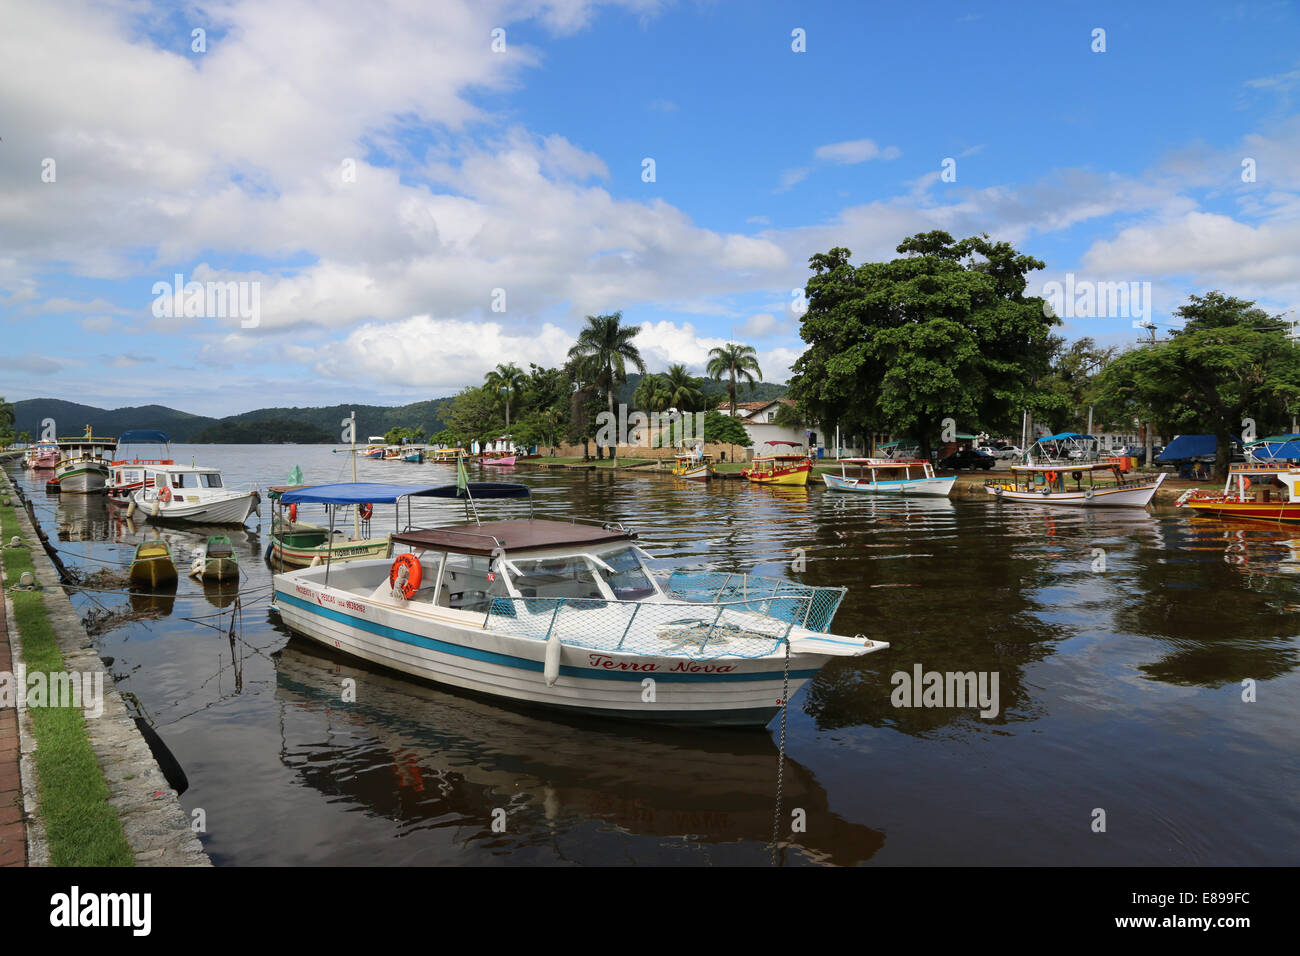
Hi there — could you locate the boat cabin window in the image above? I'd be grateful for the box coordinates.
[169,473,186,487]
[593,547,656,600]
[509,555,606,602]
[199,473,223,488]
[435,553,502,612]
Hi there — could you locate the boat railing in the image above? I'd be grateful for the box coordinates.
[482,592,833,660]
[652,570,845,632]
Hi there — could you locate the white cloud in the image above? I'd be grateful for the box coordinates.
[813,139,901,165]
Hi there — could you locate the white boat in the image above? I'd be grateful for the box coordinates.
[270,481,888,727]
[54,427,118,493]
[107,429,175,505]
[129,464,260,525]
[986,462,1166,508]
[822,458,954,497]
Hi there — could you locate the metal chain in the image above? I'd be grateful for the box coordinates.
[770,635,791,866]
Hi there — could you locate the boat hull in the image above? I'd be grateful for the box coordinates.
[985,476,1164,508]
[482,456,516,467]
[823,473,954,497]
[1183,500,1300,523]
[267,534,392,568]
[132,489,260,525]
[271,579,854,727]
[54,462,109,494]
[743,464,812,486]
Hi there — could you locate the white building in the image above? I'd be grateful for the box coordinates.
[715,399,829,458]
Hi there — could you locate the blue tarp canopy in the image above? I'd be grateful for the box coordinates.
[1156,435,1216,461]
[1251,440,1300,461]
[278,481,530,505]
[1038,432,1088,442]
[118,429,171,444]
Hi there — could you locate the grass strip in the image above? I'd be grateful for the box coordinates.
[1,490,133,866]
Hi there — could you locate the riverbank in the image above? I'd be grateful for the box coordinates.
[510,457,1209,504]
[0,468,209,866]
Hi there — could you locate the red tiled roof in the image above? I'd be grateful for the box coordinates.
[715,398,795,412]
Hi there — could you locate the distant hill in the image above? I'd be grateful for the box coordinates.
[190,417,335,444]
[614,373,788,407]
[12,398,454,443]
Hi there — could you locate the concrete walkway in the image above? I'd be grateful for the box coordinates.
[0,592,25,866]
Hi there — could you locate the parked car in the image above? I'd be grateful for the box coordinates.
[989,444,1023,460]
[940,448,996,471]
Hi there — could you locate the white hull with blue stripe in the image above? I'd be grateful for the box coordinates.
[822,472,955,496]
[268,483,888,728]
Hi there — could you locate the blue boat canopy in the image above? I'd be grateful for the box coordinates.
[1039,432,1087,442]
[118,429,171,444]
[1156,435,1216,461]
[1250,440,1300,461]
[278,481,530,505]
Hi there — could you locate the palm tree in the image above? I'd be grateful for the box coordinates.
[706,343,763,415]
[661,364,704,411]
[633,374,671,412]
[567,312,646,461]
[483,363,525,428]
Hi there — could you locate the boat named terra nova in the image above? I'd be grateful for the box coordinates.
[1175,463,1300,523]
[270,481,887,727]
[54,426,118,494]
[128,463,261,525]
[823,458,954,497]
[986,461,1167,508]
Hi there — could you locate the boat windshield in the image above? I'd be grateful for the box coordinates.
[509,555,606,601]
[199,473,224,488]
[593,546,657,600]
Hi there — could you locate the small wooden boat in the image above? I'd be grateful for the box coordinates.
[823,458,954,497]
[987,461,1166,508]
[190,535,239,581]
[130,539,177,588]
[1175,463,1300,523]
[402,447,425,464]
[671,446,713,481]
[265,486,391,568]
[362,438,386,459]
[481,454,516,467]
[430,448,468,464]
[742,441,812,486]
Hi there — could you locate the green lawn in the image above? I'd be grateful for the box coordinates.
[1,493,133,866]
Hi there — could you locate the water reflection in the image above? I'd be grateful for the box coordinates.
[272,640,886,865]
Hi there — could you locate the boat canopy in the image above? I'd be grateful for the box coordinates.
[118,429,171,445]
[1156,434,1216,462]
[277,481,531,505]
[1250,440,1300,462]
[1039,432,1086,442]
[392,518,631,556]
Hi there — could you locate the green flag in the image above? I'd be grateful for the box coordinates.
[456,454,468,496]
[287,465,303,487]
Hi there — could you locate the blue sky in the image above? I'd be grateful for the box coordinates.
[2,0,1299,413]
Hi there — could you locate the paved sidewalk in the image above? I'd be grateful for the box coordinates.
[0,593,26,866]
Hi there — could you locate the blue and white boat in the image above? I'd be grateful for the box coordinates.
[822,458,954,497]
[269,481,888,727]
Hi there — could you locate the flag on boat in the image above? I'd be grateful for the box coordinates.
[456,454,468,496]
[287,464,303,486]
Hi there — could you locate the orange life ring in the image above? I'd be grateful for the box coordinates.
[1045,471,1058,483]
[359,502,373,521]
[288,503,298,522]
[158,487,172,502]
[389,553,422,599]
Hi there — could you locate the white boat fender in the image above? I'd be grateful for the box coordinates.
[1039,486,1051,496]
[544,629,562,686]
[126,500,136,518]
[1084,488,1095,499]
[992,485,1002,496]
[151,497,161,516]
[310,554,322,567]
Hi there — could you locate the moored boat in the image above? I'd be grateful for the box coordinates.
[189,535,239,581]
[823,458,954,497]
[362,437,386,459]
[269,481,888,727]
[987,461,1166,508]
[1175,463,1300,523]
[481,454,516,467]
[266,484,391,568]
[129,539,178,588]
[742,440,813,487]
[107,429,174,505]
[430,447,468,464]
[23,440,60,470]
[130,464,260,525]
[54,426,117,494]
[671,443,713,481]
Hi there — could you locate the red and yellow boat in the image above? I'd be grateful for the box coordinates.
[1175,463,1300,523]
[742,440,813,487]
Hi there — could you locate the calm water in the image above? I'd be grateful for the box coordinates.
[9,446,1299,865]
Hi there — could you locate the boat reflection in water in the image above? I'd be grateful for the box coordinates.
[271,639,886,865]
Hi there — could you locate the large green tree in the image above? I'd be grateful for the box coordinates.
[484,362,526,428]
[788,232,1055,456]
[1095,291,1300,477]
[566,312,646,461]
[706,343,763,415]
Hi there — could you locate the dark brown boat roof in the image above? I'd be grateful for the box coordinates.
[392,519,634,556]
